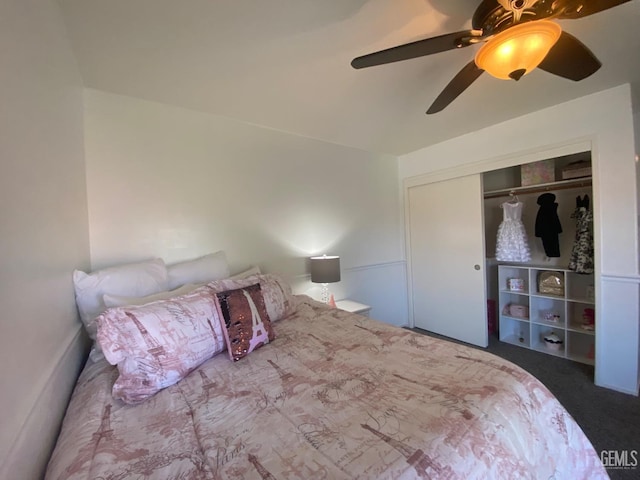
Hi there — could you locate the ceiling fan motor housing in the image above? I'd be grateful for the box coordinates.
[474,0,587,33]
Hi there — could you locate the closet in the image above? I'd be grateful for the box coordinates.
[403,93,639,395]
[483,151,595,364]
[406,137,640,394]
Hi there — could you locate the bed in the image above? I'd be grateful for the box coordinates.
[45,256,607,480]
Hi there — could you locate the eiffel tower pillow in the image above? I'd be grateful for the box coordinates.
[96,286,227,404]
[215,283,276,362]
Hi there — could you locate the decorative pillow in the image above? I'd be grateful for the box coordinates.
[73,258,169,342]
[228,265,261,280]
[103,283,199,308]
[95,284,200,363]
[215,284,275,361]
[96,288,226,404]
[206,273,296,322]
[167,251,230,290]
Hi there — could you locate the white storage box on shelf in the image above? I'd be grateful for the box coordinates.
[561,161,592,180]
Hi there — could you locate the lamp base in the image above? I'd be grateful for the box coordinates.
[320,284,330,304]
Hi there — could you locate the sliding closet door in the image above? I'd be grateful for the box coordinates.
[408,174,488,347]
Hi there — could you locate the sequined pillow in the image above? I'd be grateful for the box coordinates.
[206,273,296,322]
[215,284,275,362]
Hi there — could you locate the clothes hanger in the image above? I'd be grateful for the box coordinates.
[509,191,519,204]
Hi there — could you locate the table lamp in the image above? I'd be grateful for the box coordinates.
[310,255,341,304]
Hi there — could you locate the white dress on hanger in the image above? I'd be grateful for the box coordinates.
[496,201,531,262]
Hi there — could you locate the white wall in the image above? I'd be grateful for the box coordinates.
[634,110,640,251]
[399,85,639,395]
[0,1,90,479]
[83,89,407,326]
[633,110,640,386]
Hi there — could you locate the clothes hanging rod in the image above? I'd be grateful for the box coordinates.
[483,177,592,199]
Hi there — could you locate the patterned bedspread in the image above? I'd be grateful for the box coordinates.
[46,296,607,479]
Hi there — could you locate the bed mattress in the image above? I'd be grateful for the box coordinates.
[45,296,607,479]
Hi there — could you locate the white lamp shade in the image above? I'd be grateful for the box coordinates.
[310,255,341,283]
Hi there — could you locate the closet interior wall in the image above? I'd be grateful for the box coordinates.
[483,154,593,325]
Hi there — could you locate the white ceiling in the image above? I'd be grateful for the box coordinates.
[57,0,640,155]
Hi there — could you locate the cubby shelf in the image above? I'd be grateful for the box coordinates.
[498,264,595,366]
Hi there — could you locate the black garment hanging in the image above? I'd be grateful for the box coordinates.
[535,193,563,257]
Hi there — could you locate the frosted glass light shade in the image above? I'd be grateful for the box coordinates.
[475,20,562,80]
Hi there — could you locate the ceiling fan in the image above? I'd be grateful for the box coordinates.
[351,0,632,114]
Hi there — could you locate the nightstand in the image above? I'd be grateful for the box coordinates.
[335,300,371,317]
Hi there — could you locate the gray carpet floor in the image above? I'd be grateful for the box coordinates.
[410,328,640,480]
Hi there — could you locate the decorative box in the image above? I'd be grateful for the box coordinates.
[538,271,565,296]
[521,159,555,186]
[544,332,563,351]
[543,312,561,323]
[561,160,591,180]
[581,307,595,331]
[508,278,525,292]
[503,303,529,319]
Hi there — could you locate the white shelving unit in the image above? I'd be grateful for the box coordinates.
[498,264,595,365]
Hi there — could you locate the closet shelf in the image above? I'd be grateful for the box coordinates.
[498,265,596,366]
[483,177,592,199]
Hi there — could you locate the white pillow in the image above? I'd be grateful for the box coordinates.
[167,251,230,289]
[228,265,261,280]
[103,283,199,308]
[73,258,169,341]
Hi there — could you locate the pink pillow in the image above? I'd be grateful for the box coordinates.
[206,273,296,322]
[215,284,275,361]
[96,287,226,404]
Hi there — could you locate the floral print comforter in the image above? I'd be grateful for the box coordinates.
[46,296,607,479]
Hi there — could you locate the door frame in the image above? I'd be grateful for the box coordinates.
[403,138,595,330]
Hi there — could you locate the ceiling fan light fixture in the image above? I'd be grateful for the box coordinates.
[474,20,562,80]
